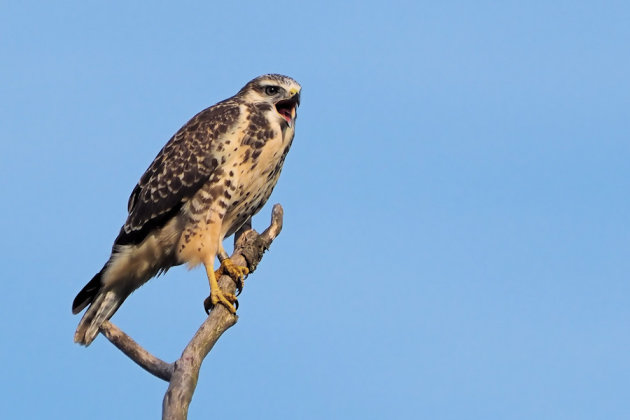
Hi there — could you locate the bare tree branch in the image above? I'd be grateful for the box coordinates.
[98,204,284,420]
[161,279,238,420]
[163,204,283,419]
[100,320,174,382]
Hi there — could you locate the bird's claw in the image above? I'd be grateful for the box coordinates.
[203,289,238,315]
[215,258,249,296]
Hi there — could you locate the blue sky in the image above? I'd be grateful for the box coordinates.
[1,1,629,419]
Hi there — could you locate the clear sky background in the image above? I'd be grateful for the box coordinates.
[1,1,628,419]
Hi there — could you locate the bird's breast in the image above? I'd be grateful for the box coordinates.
[221,126,294,237]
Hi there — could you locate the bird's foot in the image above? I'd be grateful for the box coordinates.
[214,258,249,295]
[204,289,238,314]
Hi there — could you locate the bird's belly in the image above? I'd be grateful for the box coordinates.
[176,215,223,268]
[222,143,288,237]
[223,176,278,237]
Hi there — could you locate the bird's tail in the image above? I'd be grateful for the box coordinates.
[72,270,103,315]
[73,289,123,346]
[73,268,125,346]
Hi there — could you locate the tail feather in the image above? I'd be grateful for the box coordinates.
[73,240,167,346]
[74,290,123,346]
[72,270,103,315]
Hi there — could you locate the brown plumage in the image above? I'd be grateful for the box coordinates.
[73,74,301,346]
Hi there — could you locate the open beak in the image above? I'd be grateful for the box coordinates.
[275,92,300,127]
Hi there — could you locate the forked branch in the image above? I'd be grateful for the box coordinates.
[98,204,284,420]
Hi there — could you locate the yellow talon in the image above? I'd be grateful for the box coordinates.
[204,288,238,314]
[215,258,249,295]
[203,259,241,314]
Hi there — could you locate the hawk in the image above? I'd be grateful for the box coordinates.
[72,74,301,346]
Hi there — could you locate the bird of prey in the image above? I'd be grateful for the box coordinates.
[72,74,301,346]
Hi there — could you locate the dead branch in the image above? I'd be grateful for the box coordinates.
[97,204,284,420]
[100,320,174,381]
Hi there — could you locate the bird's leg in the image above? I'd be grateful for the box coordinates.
[215,244,249,295]
[203,259,238,314]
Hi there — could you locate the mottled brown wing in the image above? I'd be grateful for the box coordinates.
[114,102,241,246]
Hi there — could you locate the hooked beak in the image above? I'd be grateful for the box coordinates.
[275,91,300,127]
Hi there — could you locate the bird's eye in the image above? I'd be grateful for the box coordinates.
[264,86,279,95]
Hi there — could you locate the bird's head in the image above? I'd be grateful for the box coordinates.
[238,74,301,128]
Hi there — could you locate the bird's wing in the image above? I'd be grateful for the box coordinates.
[114,102,241,246]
